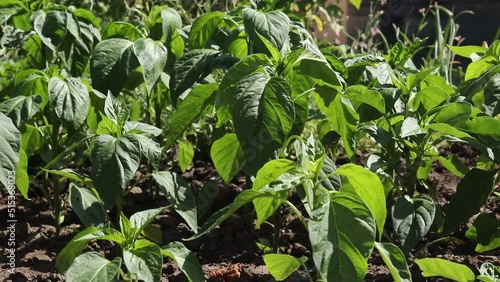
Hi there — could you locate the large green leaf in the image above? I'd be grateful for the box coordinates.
[392,195,435,253]
[165,83,218,148]
[170,49,221,104]
[264,254,307,281]
[448,45,487,58]
[91,134,141,209]
[409,87,449,113]
[66,252,121,282]
[129,207,166,237]
[442,169,498,235]
[127,133,161,170]
[101,21,143,41]
[415,258,475,282]
[33,10,67,52]
[0,95,42,127]
[177,141,194,173]
[133,38,168,94]
[123,240,162,282]
[0,113,20,191]
[15,149,29,199]
[48,76,90,128]
[374,242,412,282]
[337,164,386,239]
[243,8,290,54]
[215,54,273,126]
[344,85,385,122]
[210,134,245,183]
[233,74,294,144]
[56,226,100,272]
[465,213,500,252]
[161,242,205,282]
[90,38,139,95]
[189,11,226,49]
[313,87,358,158]
[309,189,376,281]
[483,73,500,117]
[76,228,126,246]
[152,172,197,232]
[69,183,106,227]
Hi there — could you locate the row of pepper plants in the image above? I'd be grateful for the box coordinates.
[0,0,499,281]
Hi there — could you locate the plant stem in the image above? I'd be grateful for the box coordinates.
[284,200,308,231]
[302,263,315,282]
[51,117,62,236]
[272,210,281,253]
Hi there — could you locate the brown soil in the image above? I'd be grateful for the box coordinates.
[0,144,499,282]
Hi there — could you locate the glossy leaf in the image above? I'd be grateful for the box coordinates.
[69,183,106,227]
[91,134,141,209]
[165,83,218,148]
[0,95,42,127]
[177,141,194,173]
[189,11,226,49]
[337,164,386,239]
[210,134,245,183]
[130,207,165,237]
[133,38,168,94]
[91,39,139,95]
[161,241,205,282]
[56,226,101,272]
[152,171,197,232]
[344,85,385,122]
[66,252,121,282]
[123,240,162,282]
[264,254,307,281]
[0,113,20,191]
[48,76,90,128]
[374,242,412,282]
[309,189,376,281]
[443,169,498,235]
[243,8,290,54]
[392,195,435,253]
[415,258,475,282]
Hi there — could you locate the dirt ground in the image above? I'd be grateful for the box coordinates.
[1,143,499,282]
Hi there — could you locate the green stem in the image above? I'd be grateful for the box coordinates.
[51,117,61,236]
[302,263,314,282]
[284,200,308,231]
[272,210,281,254]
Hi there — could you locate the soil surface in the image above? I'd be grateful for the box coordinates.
[1,143,499,282]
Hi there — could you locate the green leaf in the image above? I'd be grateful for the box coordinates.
[102,22,143,41]
[385,40,425,69]
[165,83,218,148]
[129,207,165,237]
[344,85,385,122]
[91,39,139,95]
[0,95,42,127]
[127,133,161,170]
[337,164,386,240]
[415,258,475,282]
[123,240,162,282]
[392,195,435,253]
[152,171,197,232]
[264,254,307,281]
[309,189,376,281]
[442,168,498,235]
[161,242,205,282]
[436,155,469,178]
[215,54,273,126]
[465,56,496,81]
[76,228,126,246]
[21,124,46,157]
[243,8,290,54]
[69,183,106,227]
[409,87,449,113]
[253,159,297,190]
[189,11,226,49]
[187,190,272,240]
[0,113,20,191]
[44,168,93,186]
[170,49,221,104]
[313,87,358,158]
[210,134,245,183]
[160,7,182,42]
[465,213,500,252]
[33,10,67,52]
[349,0,362,9]
[56,226,100,273]
[233,74,294,144]
[133,38,168,94]
[48,76,90,128]
[483,73,500,117]
[15,149,29,199]
[13,70,49,108]
[124,121,162,136]
[448,45,487,58]
[91,134,141,209]
[142,224,163,245]
[401,117,426,138]
[374,242,412,282]
[177,141,194,173]
[66,252,121,282]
